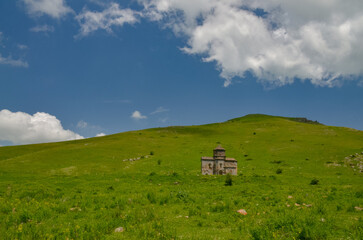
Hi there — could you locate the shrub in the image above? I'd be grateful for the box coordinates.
[225,174,233,186]
[150,151,154,155]
[310,178,319,185]
[276,168,282,174]
[157,159,161,165]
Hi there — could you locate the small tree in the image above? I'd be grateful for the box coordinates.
[225,174,233,186]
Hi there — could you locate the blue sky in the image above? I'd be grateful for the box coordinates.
[0,0,362,145]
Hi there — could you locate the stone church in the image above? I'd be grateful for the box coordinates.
[201,145,237,175]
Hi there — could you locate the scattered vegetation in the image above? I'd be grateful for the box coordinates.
[0,114,362,239]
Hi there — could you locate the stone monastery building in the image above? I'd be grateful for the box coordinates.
[201,145,237,175]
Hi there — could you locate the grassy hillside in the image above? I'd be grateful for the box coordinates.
[0,114,362,239]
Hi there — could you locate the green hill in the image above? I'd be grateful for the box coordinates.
[0,114,362,239]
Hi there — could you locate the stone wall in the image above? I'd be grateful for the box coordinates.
[201,160,214,175]
[225,161,237,175]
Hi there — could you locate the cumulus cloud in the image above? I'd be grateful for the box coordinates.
[75,3,140,37]
[95,133,106,137]
[131,110,147,120]
[0,109,83,145]
[138,0,363,87]
[22,0,74,19]
[150,106,169,115]
[29,24,55,33]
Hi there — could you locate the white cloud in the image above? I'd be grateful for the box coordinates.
[77,120,88,128]
[95,133,106,137]
[23,0,74,19]
[17,44,28,50]
[0,109,83,145]
[29,24,55,33]
[159,117,168,123]
[0,54,29,68]
[75,3,140,37]
[139,0,363,87]
[0,32,28,68]
[131,110,147,120]
[150,106,169,115]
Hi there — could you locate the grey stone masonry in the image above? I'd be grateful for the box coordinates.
[201,145,237,175]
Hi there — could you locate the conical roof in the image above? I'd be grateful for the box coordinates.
[214,145,225,150]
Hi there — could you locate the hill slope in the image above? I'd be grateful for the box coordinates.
[0,114,362,239]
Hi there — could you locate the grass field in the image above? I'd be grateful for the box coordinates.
[0,114,362,239]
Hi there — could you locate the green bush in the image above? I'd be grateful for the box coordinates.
[225,174,233,186]
[310,178,319,185]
